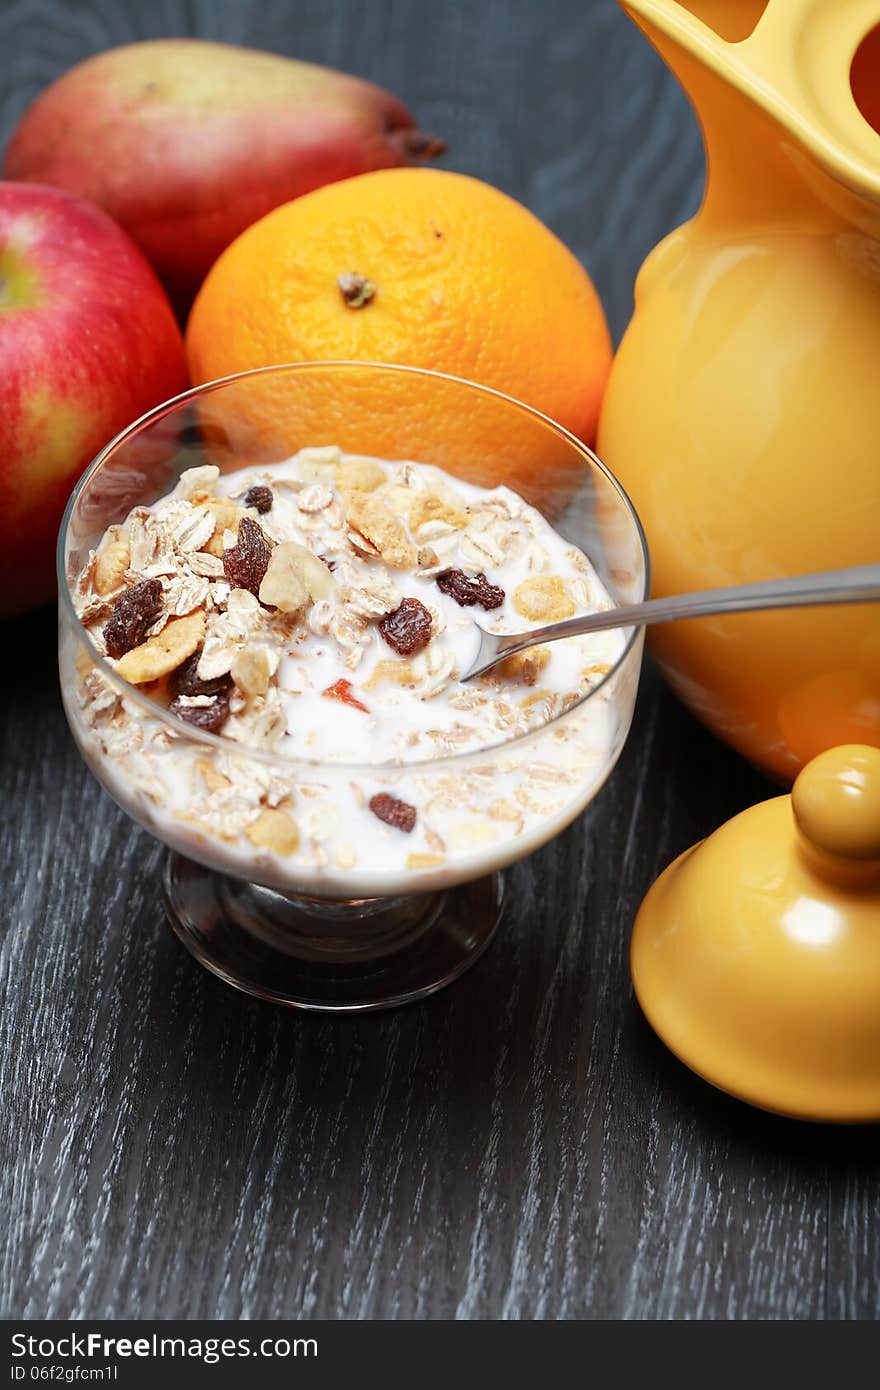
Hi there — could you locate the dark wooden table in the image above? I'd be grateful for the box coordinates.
[2,0,879,1322]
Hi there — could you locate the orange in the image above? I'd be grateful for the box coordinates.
[185,169,611,497]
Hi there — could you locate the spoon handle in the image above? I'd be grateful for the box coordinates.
[478,563,880,673]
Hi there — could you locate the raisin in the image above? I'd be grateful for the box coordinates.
[103,579,163,657]
[169,690,230,733]
[318,554,337,572]
[244,485,273,514]
[436,569,504,611]
[322,678,369,713]
[369,792,417,833]
[378,597,433,655]
[222,516,271,596]
[170,648,233,699]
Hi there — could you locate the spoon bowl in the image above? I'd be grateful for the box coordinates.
[461,565,880,683]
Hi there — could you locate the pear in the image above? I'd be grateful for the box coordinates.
[4,39,445,312]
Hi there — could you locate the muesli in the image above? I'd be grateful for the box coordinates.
[64,447,628,892]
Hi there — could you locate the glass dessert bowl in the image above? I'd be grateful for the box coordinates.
[58,362,648,1011]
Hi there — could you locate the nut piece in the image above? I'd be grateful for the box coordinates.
[497,646,551,686]
[335,457,387,493]
[114,610,206,685]
[245,809,300,856]
[231,645,272,699]
[94,537,131,595]
[512,576,575,623]
[259,541,336,612]
[343,493,417,569]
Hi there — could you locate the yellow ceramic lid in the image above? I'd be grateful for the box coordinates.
[631,745,880,1122]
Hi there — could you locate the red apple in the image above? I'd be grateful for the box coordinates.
[0,182,188,617]
[4,40,446,311]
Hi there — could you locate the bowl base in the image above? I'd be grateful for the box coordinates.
[163,852,503,1012]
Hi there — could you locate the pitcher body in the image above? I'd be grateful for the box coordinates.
[599,0,880,781]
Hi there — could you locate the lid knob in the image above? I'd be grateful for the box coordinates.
[791,744,880,862]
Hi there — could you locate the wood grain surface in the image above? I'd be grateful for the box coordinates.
[1,0,878,1322]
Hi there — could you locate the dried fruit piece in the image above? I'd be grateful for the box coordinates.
[171,648,233,699]
[378,597,433,656]
[174,464,220,500]
[114,610,206,684]
[230,645,272,699]
[512,576,575,623]
[322,678,369,713]
[497,646,551,686]
[103,579,163,657]
[244,485,273,514]
[245,808,300,856]
[259,540,335,612]
[261,560,305,613]
[369,792,417,833]
[296,445,340,482]
[223,517,272,596]
[94,537,131,596]
[169,691,231,733]
[436,569,504,611]
[335,457,386,493]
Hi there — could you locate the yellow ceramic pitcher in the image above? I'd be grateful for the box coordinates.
[599,0,880,783]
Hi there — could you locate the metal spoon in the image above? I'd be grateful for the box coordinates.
[459,563,880,682]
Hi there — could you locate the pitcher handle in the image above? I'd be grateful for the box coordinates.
[623,0,880,202]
